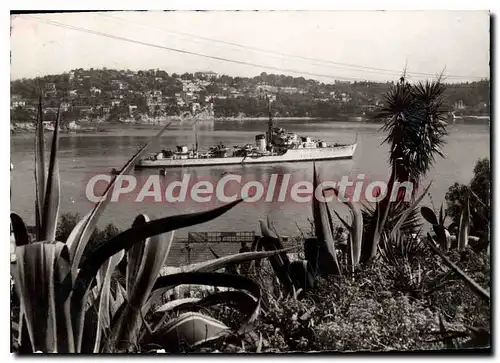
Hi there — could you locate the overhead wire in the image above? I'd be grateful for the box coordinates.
[25,14,489,84]
[94,12,487,80]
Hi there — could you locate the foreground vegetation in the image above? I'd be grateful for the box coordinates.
[10,77,490,353]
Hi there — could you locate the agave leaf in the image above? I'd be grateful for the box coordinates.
[457,196,470,251]
[369,172,401,261]
[154,298,201,314]
[126,214,150,295]
[288,260,315,292]
[260,219,279,240]
[74,199,243,312]
[259,220,290,264]
[34,96,45,241]
[439,203,445,226]
[421,206,439,226]
[312,164,341,275]
[12,242,73,353]
[111,282,127,317]
[151,272,262,323]
[40,106,61,242]
[252,223,295,293]
[334,189,363,268]
[93,250,125,353]
[156,291,257,318]
[390,182,432,240]
[208,246,220,259]
[154,312,230,351]
[105,228,174,352]
[10,213,30,246]
[267,216,280,239]
[332,209,350,230]
[425,234,489,303]
[181,247,295,274]
[67,122,172,273]
[256,332,263,353]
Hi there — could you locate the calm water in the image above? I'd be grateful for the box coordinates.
[10,120,490,238]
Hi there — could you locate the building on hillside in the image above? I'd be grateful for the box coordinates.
[111,99,121,107]
[256,84,278,93]
[278,86,300,94]
[111,80,127,90]
[90,86,102,95]
[75,105,93,116]
[11,95,26,109]
[195,71,219,80]
[60,102,71,112]
[129,105,138,116]
[67,121,81,130]
[44,83,56,91]
[454,100,466,110]
[340,93,351,103]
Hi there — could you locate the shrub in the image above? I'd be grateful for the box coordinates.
[446,158,490,237]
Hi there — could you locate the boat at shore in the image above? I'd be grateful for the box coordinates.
[136,102,357,169]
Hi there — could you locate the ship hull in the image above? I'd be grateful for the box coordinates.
[136,144,357,168]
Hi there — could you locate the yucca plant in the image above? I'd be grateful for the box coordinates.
[10,99,288,353]
[359,76,448,263]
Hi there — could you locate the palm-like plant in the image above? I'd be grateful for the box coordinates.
[378,77,448,187]
[357,77,449,263]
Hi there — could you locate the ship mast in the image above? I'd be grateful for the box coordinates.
[194,118,198,152]
[267,95,273,150]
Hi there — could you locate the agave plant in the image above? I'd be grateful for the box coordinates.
[421,196,475,252]
[10,99,288,353]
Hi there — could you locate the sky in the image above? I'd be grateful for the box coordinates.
[10,11,490,83]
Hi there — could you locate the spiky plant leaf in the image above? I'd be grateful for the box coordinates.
[153,312,230,351]
[155,291,257,319]
[312,163,341,275]
[40,106,61,241]
[93,251,124,352]
[378,79,448,185]
[331,186,363,269]
[151,272,262,323]
[126,214,150,295]
[421,206,439,226]
[12,242,73,353]
[105,216,174,352]
[10,213,30,246]
[389,182,432,239]
[73,201,243,351]
[154,298,201,315]
[458,195,470,251]
[72,199,243,309]
[439,203,446,225]
[67,122,172,272]
[34,96,45,241]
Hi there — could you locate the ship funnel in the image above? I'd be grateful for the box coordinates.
[255,134,266,152]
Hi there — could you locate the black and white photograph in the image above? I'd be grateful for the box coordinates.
[9,9,491,354]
